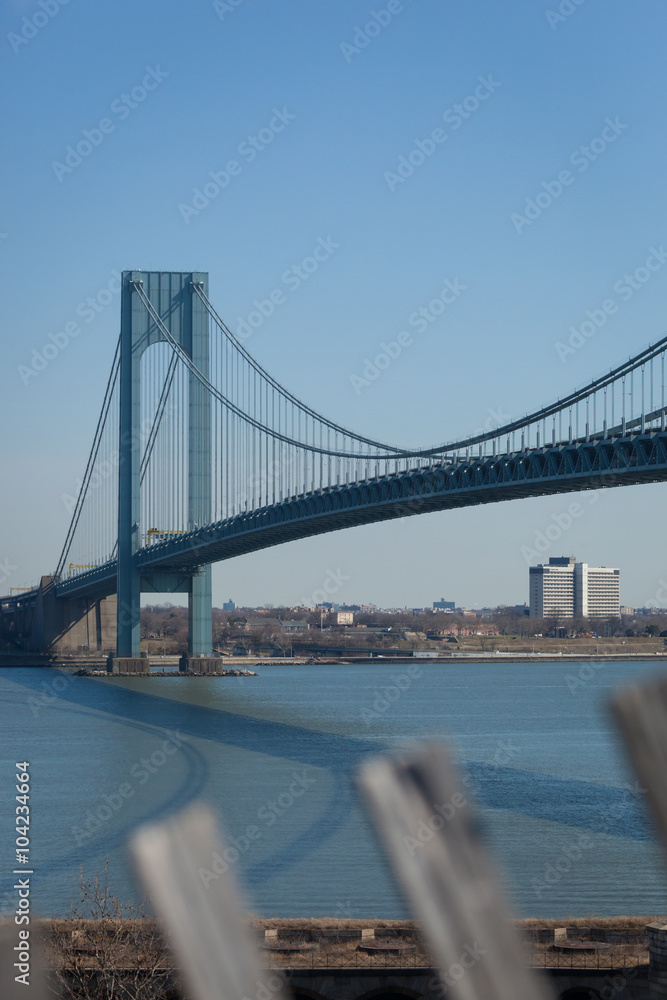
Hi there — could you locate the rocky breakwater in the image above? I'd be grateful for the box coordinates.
[75,667,259,677]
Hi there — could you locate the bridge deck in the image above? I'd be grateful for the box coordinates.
[52,430,667,601]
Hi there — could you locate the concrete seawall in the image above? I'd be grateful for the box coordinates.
[41,917,666,1000]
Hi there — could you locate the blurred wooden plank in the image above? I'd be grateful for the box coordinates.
[130,804,286,1000]
[0,923,48,1000]
[359,742,552,1000]
[611,673,667,847]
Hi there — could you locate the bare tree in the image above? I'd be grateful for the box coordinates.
[47,862,172,1000]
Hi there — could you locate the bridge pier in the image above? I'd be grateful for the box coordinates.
[189,566,212,657]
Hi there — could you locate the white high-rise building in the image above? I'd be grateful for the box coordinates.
[575,564,621,619]
[529,557,620,619]
[529,557,576,618]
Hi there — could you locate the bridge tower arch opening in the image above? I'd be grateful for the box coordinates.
[117,271,212,659]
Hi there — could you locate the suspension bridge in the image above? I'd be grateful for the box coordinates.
[3,270,667,667]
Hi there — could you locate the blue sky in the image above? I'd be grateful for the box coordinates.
[2,0,667,609]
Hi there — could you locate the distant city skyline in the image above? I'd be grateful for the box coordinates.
[142,538,662,613]
[163,574,663,615]
[157,595,664,616]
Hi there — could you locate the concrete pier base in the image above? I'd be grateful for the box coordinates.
[107,657,150,675]
[179,656,225,674]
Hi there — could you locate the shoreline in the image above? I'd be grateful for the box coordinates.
[20,913,665,934]
[3,652,667,669]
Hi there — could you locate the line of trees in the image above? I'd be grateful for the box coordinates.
[139,603,667,655]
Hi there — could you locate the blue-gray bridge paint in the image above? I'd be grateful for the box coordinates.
[55,429,667,603]
[117,271,212,657]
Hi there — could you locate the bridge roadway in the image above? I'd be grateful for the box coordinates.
[52,427,667,602]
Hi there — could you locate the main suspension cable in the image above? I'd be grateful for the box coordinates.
[134,282,405,459]
[194,284,411,454]
[195,283,667,458]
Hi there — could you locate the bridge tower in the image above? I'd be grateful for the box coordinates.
[116,271,212,660]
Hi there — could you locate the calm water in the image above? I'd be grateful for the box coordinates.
[1,661,666,919]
